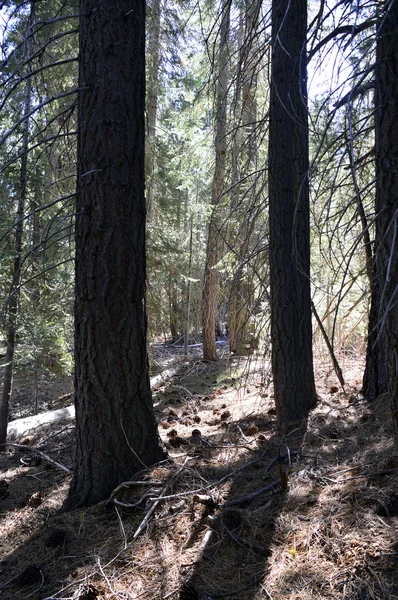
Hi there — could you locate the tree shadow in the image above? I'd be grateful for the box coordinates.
[1,377,398,599]
[169,392,398,600]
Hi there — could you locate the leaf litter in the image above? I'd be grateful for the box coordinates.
[0,353,397,600]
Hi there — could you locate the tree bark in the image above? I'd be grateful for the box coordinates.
[268,0,317,429]
[362,2,398,400]
[362,287,387,398]
[66,0,166,508]
[202,0,231,362]
[371,1,398,437]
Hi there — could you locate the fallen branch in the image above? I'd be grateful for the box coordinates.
[222,481,280,508]
[131,457,189,540]
[311,300,345,392]
[5,443,71,474]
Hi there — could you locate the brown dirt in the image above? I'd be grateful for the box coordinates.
[0,352,398,600]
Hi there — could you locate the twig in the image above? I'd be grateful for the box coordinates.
[279,444,292,468]
[96,557,116,596]
[114,488,156,509]
[114,507,128,549]
[171,384,196,401]
[5,443,71,473]
[148,488,209,503]
[115,480,164,489]
[236,425,251,443]
[311,300,345,392]
[132,457,189,540]
[111,480,164,508]
[328,467,398,483]
[147,451,295,504]
[41,426,73,444]
[222,481,280,508]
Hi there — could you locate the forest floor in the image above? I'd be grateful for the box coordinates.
[0,348,398,600]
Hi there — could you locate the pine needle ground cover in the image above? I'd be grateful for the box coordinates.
[0,355,397,600]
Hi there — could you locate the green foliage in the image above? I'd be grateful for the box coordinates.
[0,0,77,379]
[0,0,384,381]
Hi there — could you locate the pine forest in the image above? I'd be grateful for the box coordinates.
[0,1,398,599]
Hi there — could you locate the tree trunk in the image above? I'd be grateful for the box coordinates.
[184,215,194,356]
[361,2,396,400]
[169,273,179,343]
[66,0,166,508]
[228,0,261,356]
[362,289,387,398]
[371,1,398,437]
[0,4,34,447]
[268,0,317,430]
[202,0,231,362]
[146,0,161,219]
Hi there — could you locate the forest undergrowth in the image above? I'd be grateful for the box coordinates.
[0,349,397,600]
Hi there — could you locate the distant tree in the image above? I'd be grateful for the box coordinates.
[202,0,231,361]
[268,0,317,429]
[0,3,34,446]
[228,0,263,356]
[146,0,161,219]
[66,0,166,508]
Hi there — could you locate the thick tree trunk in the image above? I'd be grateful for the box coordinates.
[0,5,34,447]
[268,0,317,429]
[362,2,398,400]
[66,0,166,508]
[371,1,398,438]
[362,289,387,398]
[202,0,231,362]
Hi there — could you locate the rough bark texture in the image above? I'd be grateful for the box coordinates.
[66,0,166,508]
[202,0,231,362]
[362,287,387,398]
[362,1,398,401]
[372,1,398,438]
[268,0,317,429]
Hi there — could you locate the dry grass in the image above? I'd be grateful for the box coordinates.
[1,355,398,600]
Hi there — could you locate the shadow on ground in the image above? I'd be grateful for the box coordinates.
[0,362,398,599]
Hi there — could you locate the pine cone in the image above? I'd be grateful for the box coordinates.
[27,491,44,507]
[179,583,199,600]
[45,528,67,548]
[15,565,43,588]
